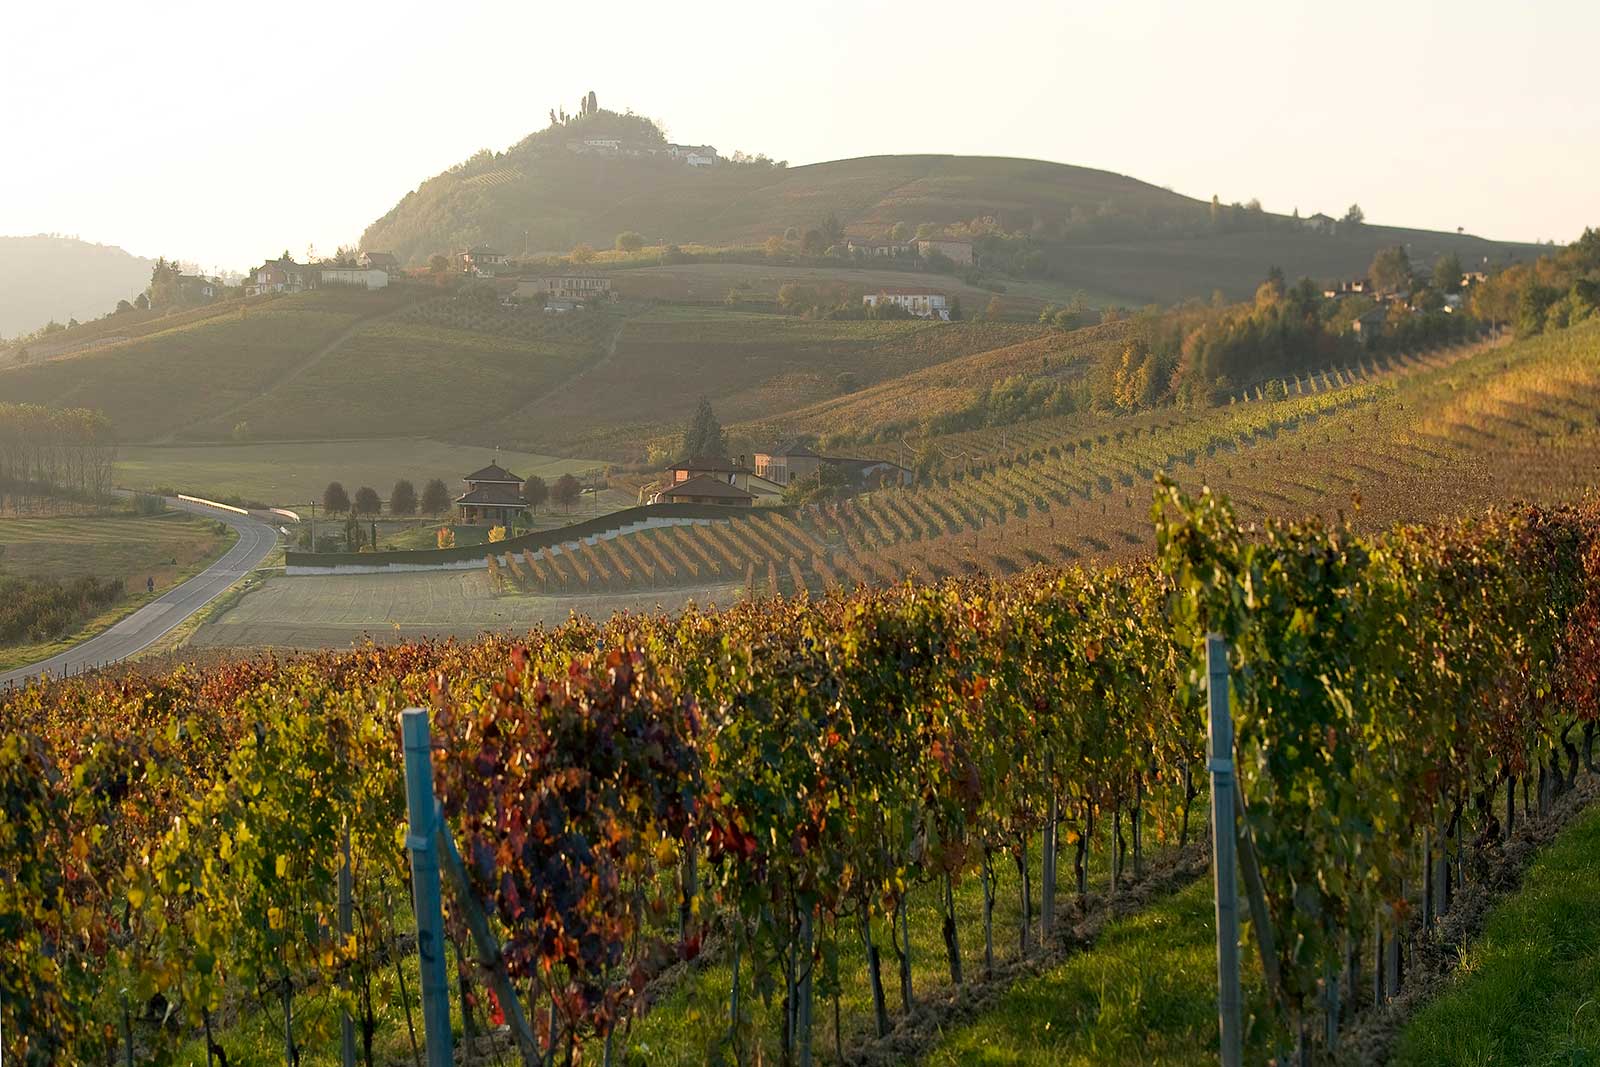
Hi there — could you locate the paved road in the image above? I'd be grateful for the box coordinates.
[0,497,279,690]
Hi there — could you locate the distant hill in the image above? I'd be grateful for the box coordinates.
[0,235,155,338]
[360,111,1544,304]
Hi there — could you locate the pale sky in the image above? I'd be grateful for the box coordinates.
[4,0,1594,270]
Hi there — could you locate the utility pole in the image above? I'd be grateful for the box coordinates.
[1207,635,1242,1067]
[309,501,317,552]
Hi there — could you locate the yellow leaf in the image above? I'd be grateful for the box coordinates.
[268,907,284,930]
[276,854,288,878]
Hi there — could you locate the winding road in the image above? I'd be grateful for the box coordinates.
[0,497,279,690]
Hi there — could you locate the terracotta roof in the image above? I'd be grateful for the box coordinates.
[659,475,754,501]
[464,462,523,483]
[455,484,527,506]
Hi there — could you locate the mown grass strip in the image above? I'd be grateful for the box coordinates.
[1391,804,1600,1067]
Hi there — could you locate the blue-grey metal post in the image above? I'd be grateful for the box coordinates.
[339,825,356,1067]
[401,708,454,1067]
[1207,634,1242,1067]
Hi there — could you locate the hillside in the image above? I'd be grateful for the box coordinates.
[360,111,1543,304]
[0,235,155,338]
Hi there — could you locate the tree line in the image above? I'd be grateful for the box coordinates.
[0,403,117,506]
[317,475,587,520]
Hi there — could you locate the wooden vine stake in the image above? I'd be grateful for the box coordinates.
[1206,635,1243,1067]
[400,708,456,1067]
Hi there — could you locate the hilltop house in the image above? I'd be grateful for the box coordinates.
[863,288,950,320]
[245,257,319,296]
[513,274,613,309]
[454,461,526,526]
[177,274,220,302]
[458,247,509,277]
[666,144,718,167]
[1301,213,1338,235]
[915,238,974,265]
[754,443,911,490]
[358,251,400,272]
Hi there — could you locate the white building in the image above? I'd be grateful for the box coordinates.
[319,267,389,290]
[863,289,950,320]
[667,143,718,166]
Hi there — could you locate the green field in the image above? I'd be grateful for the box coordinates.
[116,438,600,508]
[0,508,236,671]
[1392,802,1600,1066]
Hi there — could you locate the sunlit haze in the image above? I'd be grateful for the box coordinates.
[4,0,1595,269]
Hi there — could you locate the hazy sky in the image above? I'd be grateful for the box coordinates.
[4,0,1594,270]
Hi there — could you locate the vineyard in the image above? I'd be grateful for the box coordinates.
[475,321,1600,611]
[4,485,1598,1066]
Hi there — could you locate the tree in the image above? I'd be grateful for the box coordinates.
[801,228,826,255]
[783,226,801,242]
[429,254,450,274]
[1343,203,1366,225]
[680,397,726,460]
[1368,245,1412,293]
[420,478,451,515]
[323,481,351,515]
[553,473,582,512]
[948,296,963,321]
[819,212,844,245]
[615,231,645,253]
[523,475,548,512]
[391,479,418,515]
[115,299,134,314]
[984,295,1005,320]
[1433,252,1463,294]
[353,486,381,516]
[571,244,596,264]
[586,90,598,115]
[133,292,149,310]
[889,221,911,241]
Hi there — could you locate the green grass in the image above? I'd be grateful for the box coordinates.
[116,438,600,509]
[921,876,1272,1067]
[0,289,419,442]
[0,510,236,670]
[1392,803,1600,1067]
[200,318,602,440]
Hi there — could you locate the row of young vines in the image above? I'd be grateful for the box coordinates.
[3,486,1597,1065]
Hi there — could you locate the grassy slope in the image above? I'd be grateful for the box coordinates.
[485,310,1053,459]
[361,128,1543,305]
[737,319,1134,445]
[0,290,419,441]
[1392,803,1600,1066]
[198,318,600,440]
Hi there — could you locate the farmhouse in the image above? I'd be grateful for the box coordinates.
[513,274,613,307]
[1301,213,1338,234]
[656,475,753,506]
[178,274,220,302]
[863,288,950,320]
[662,456,784,500]
[245,257,319,296]
[457,247,509,276]
[1351,307,1387,344]
[915,238,974,265]
[754,443,911,489]
[454,461,526,526]
[358,251,399,271]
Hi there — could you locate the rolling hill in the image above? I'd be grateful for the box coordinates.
[360,110,1543,304]
[0,235,155,338]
